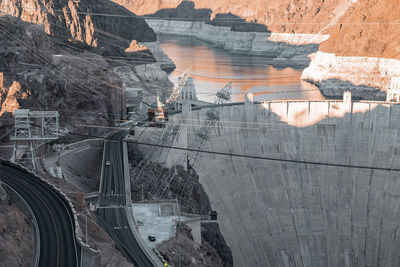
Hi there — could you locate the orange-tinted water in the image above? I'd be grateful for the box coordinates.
[158,35,323,102]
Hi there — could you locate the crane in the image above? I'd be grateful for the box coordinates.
[166,68,191,105]
[215,81,232,104]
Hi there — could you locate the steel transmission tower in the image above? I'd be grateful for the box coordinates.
[11,109,60,172]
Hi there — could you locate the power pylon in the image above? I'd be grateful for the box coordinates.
[11,109,60,172]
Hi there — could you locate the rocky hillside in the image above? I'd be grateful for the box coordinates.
[0,0,176,138]
[113,0,400,60]
[128,149,233,267]
[0,0,156,46]
[302,1,400,99]
[121,0,400,99]
[0,10,174,138]
[112,0,354,33]
[0,182,34,267]
[0,16,125,137]
[157,223,224,267]
[320,0,400,59]
[0,0,163,71]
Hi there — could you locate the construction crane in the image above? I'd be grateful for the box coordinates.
[215,81,232,104]
[153,81,233,200]
[166,68,191,105]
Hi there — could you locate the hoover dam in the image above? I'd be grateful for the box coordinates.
[3,0,400,266]
[137,95,400,267]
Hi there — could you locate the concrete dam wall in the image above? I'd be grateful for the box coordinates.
[143,100,400,267]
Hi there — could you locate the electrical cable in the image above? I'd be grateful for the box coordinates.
[62,128,400,172]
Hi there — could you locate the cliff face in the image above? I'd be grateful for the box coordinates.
[0,0,178,76]
[112,0,354,34]
[116,0,397,59]
[301,51,400,100]
[0,16,125,135]
[128,144,233,266]
[113,0,356,66]
[114,0,400,100]
[0,0,176,135]
[302,1,400,99]
[0,0,156,46]
[0,183,34,267]
[320,0,400,59]
[157,223,225,267]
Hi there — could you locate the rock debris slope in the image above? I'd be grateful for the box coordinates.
[0,182,34,267]
[0,0,175,137]
[0,17,125,136]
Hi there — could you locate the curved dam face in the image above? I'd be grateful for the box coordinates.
[148,100,400,267]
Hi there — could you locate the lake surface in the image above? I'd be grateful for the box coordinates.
[158,35,323,103]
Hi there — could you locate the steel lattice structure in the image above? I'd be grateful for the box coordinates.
[11,109,59,171]
[166,68,191,104]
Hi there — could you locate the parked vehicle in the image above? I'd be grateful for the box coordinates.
[148,235,156,242]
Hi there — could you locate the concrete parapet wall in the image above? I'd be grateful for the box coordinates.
[150,100,400,266]
[65,139,103,150]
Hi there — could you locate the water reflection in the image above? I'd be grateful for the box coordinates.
[158,35,323,102]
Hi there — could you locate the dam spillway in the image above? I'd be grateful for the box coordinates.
[139,99,400,267]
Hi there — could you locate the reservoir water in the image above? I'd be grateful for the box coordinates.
[158,35,323,103]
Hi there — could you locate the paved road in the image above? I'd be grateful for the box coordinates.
[97,131,155,267]
[0,160,80,267]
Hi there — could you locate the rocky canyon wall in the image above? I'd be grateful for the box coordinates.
[0,0,156,46]
[115,0,400,100]
[0,1,176,137]
[0,16,125,137]
[112,0,352,34]
[301,51,400,100]
[146,19,328,65]
[301,0,400,99]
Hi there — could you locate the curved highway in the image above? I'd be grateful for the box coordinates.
[97,131,155,267]
[0,160,80,267]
